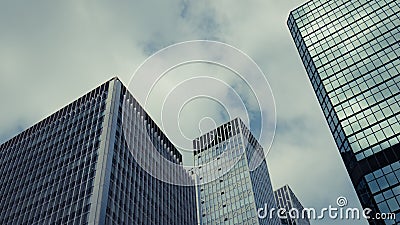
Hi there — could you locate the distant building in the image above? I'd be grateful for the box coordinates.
[288,0,400,224]
[193,118,280,225]
[274,185,310,225]
[0,78,198,224]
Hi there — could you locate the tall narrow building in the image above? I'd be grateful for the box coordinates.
[0,78,198,225]
[288,0,400,224]
[274,185,310,225]
[193,118,280,225]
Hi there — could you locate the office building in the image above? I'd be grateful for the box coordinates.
[274,185,310,225]
[193,118,281,225]
[0,77,198,225]
[288,0,400,224]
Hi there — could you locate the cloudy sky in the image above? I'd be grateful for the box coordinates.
[0,0,368,224]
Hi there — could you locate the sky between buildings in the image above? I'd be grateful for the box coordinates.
[0,1,368,224]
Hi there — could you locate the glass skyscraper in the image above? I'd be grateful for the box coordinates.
[193,118,280,225]
[274,185,310,225]
[0,77,198,225]
[288,0,399,224]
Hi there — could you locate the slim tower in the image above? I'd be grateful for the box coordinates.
[193,118,280,225]
[274,185,311,225]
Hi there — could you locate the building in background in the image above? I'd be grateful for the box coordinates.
[288,0,400,224]
[193,118,281,225]
[0,78,198,225]
[274,185,310,225]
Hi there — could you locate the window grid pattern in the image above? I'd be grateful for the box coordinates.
[290,0,400,160]
[104,84,197,225]
[366,161,400,224]
[288,10,350,156]
[0,82,109,225]
[289,1,400,224]
[193,118,280,225]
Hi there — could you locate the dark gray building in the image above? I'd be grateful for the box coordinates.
[0,77,198,225]
[193,118,280,225]
[288,0,399,224]
[274,185,310,225]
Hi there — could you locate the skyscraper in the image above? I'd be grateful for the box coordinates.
[274,185,311,225]
[0,77,198,225]
[288,0,400,224]
[193,118,280,225]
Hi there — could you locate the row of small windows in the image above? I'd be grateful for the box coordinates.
[0,126,102,193]
[304,0,396,56]
[198,143,274,225]
[107,147,195,224]
[292,0,347,26]
[314,14,398,79]
[0,101,105,176]
[198,151,254,224]
[366,162,400,214]
[104,98,197,225]
[201,202,256,225]
[0,151,97,224]
[299,34,398,152]
[348,108,400,152]
[194,119,242,153]
[0,90,108,224]
[120,100,181,164]
[0,83,108,152]
[200,164,250,198]
[342,94,400,135]
[196,135,243,165]
[316,27,398,88]
[355,133,400,161]
[326,57,399,106]
[321,30,399,93]
[335,73,400,121]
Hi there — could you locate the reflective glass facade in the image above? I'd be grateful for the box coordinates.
[288,0,400,224]
[0,78,198,225]
[193,118,280,225]
[274,185,310,225]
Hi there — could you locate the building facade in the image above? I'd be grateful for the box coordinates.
[288,0,400,224]
[0,78,198,225]
[274,185,310,225]
[193,118,280,225]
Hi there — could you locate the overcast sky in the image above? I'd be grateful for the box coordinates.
[0,1,368,224]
